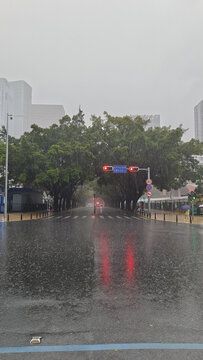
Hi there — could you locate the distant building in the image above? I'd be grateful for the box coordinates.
[0,79,9,130]
[30,104,65,128]
[0,77,65,138]
[194,155,203,166]
[194,100,203,142]
[131,114,160,129]
[9,80,32,138]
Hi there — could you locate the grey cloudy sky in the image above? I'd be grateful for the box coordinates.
[1,0,203,139]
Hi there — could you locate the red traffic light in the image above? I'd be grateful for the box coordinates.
[128,166,139,172]
[103,165,113,171]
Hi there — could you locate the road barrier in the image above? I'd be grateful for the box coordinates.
[138,210,203,225]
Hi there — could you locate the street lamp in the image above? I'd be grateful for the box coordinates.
[4,113,12,221]
[139,166,151,215]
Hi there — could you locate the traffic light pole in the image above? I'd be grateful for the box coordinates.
[192,200,194,221]
[103,164,151,215]
[139,167,151,215]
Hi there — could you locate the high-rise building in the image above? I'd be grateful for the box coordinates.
[131,114,160,129]
[194,100,203,142]
[0,79,32,138]
[0,78,65,138]
[9,81,32,138]
[30,104,65,128]
[0,78,10,129]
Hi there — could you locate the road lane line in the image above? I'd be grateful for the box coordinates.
[1,343,203,354]
[116,216,122,219]
[73,216,79,219]
[124,216,130,219]
[64,215,71,219]
[108,216,113,219]
[99,215,104,218]
[82,215,87,218]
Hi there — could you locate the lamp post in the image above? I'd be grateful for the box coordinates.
[139,166,151,215]
[4,114,12,221]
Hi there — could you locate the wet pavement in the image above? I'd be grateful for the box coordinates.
[0,207,203,359]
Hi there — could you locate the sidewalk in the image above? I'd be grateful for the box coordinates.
[140,209,203,225]
[0,211,51,222]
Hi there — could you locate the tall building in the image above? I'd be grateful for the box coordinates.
[0,78,10,129]
[194,100,203,142]
[0,79,32,138]
[9,81,32,138]
[0,78,65,138]
[131,114,160,129]
[30,104,65,128]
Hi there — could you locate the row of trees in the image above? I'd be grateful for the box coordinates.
[0,110,202,211]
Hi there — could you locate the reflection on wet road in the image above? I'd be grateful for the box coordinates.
[0,207,203,359]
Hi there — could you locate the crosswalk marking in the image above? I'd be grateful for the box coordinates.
[44,214,146,221]
[132,216,141,221]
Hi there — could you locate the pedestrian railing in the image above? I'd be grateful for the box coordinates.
[139,209,203,225]
[3,211,50,222]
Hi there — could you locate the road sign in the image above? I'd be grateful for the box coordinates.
[113,165,127,173]
[146,178,152,185]
[147,191,152,197]
[146,184,152,191]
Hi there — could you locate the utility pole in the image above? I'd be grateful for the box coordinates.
[4,114,12,221]
[147,167,151,215]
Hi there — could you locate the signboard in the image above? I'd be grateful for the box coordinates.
[147,191,152,197]
[146,178,152,185]
[146,184,152,191]
[113,165,127,173]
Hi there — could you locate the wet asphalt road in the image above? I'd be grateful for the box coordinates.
[0,207,203,359]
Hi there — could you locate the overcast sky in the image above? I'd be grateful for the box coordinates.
[1,0,203,139]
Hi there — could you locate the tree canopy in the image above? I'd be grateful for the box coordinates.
[0,111,202,211]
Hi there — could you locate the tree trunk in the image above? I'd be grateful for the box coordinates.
[53,193,59,212]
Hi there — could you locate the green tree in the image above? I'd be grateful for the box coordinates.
[89,114,203,209]
[7,110,94,211]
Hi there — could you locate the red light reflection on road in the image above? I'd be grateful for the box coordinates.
[100,231,111,287]
[125,234,136,284]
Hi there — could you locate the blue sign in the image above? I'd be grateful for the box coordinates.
[146,184,152,191]
[113,165,127,173]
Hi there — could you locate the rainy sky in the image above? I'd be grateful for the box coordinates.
[1,0,203,140]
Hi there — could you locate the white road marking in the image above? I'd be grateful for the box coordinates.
[108,216,113,219]
[82,215,87,218]
[124,216,130,219]
[132,216,142,221]
[99,215,104,219]
[116,216,122,219]
[73,216,78,219]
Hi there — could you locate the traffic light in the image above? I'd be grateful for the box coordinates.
[188,192,196,201]
[103,165,113,171]
[191,192,196,200]
[128,166,139,173]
